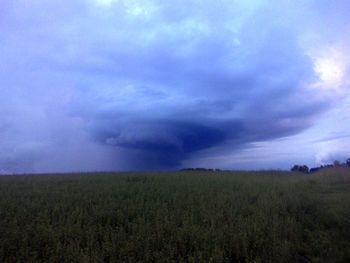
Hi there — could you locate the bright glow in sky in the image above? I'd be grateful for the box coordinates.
[0,0,350,173]
[312,48,346,90]
[315,57,344,83]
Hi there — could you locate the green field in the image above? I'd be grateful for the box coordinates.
[1,169,350,262]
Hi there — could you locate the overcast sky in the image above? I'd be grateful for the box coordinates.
[1,0,350,173]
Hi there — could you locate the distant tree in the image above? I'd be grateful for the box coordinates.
[347,158,350,167]
[301,165,309,173]
[291,165,298,172]
[333,160,341,167]
[291,165,309,174]
[310,167,321,173]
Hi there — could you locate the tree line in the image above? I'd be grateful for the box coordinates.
[291,158,350,173]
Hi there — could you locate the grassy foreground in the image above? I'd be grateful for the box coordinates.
[1,169,350,263]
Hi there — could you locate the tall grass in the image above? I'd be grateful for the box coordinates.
[0,169,350,262]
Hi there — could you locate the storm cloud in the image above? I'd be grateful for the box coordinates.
[1,0,350,173]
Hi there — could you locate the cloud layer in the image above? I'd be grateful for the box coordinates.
[1,0,350,173]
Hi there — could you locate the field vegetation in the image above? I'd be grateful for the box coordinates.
[1,168,350,262]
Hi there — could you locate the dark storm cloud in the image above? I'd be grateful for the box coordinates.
[0,0,349,173]
[93,119,231,168]
[88,94,328,169]
[79,4,327,169]
[91,116,305,170]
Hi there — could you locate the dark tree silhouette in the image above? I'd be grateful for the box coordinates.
[291,165,309,173]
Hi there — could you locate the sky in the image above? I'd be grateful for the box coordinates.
[1,0,350,173]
